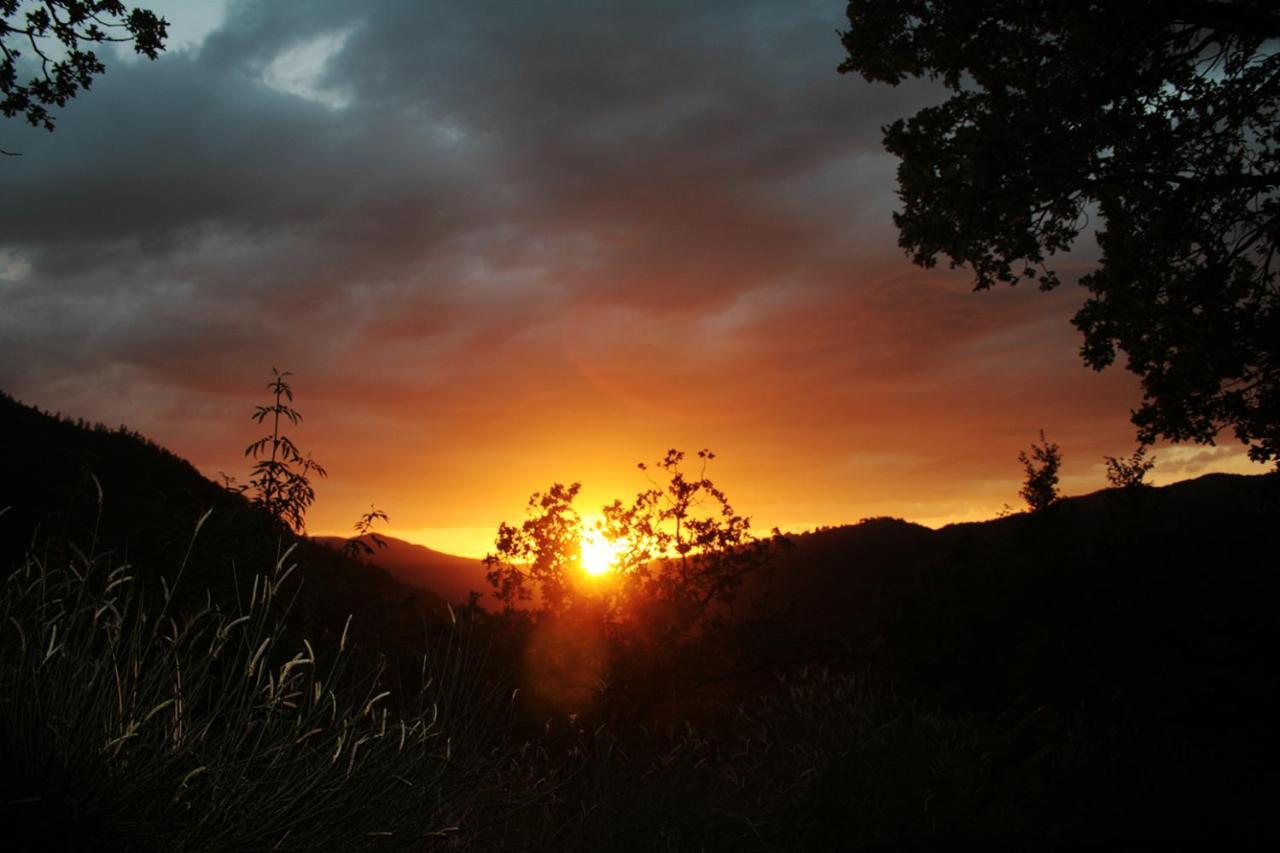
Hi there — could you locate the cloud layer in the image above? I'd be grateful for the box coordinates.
[0,0,1255,555]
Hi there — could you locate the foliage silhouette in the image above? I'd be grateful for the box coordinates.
[244,369,327,534]
[342,505,390,561]
[1,0,167,150]
[485,482,583,612]
[1018,429,1061,512]
[839,0,1280,464]
[482,450,787,719]
[484,450,782,640]
[601,449,782,639]
[1104,445,1157,489]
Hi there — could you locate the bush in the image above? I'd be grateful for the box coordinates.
[1104,446,1156,489]
[1018,430,1062,512]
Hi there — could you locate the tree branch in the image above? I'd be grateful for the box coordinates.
[1168,0,1280,39]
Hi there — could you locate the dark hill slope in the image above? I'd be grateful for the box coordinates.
[315,535,490,608]
[746,473,1278,724]
[723,475,1279,840]
[0,391,448,651]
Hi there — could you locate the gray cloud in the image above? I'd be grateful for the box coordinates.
[2,0,1202,548]
[2,0,932,385]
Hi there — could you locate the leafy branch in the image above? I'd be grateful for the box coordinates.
[1,1,168,132]
[342,506,390,561]
[243,369,327,534]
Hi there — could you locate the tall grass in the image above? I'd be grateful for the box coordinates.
[0,511,513,851]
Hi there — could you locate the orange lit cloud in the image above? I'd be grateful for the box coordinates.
[0,1,1259,558]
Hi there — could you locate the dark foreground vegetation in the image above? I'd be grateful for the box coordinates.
[2,390,1278,850]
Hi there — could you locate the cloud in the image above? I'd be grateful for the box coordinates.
[1149,445,1258,479]
[2,0,1256,554]
[0,248,31,282]
[2,0,920,382]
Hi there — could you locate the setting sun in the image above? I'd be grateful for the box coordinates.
[580,529,623,577]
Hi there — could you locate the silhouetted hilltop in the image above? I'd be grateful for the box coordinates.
[745,472,1278,719]
[711,474,1280,836]
[315,534,491,608]
[0,390,448,651]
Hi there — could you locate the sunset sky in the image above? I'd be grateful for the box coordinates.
[0,0,1260,557]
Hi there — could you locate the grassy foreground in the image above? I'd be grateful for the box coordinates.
[0,513,519,851]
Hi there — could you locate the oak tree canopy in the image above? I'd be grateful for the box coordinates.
[840,0,1280,463]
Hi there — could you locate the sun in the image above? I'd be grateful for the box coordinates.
[579,529,622,577]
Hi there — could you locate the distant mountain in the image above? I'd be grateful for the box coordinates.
[315,534,492,608]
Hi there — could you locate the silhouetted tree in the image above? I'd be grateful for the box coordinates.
[1018,430,1061,512]
[1,1,167,151]
[484,450,781,636]
[1104,446,1157,489]
[840,0,1280,464]
[484,482,584,612]
[244,369,326,534]
[601,449,780,638]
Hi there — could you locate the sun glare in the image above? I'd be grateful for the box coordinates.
[580,529,622,577]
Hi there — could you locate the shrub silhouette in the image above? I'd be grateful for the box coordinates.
[601,449,781,639]
[1018,430,1061,512]
[1104,446,1156,489]
[342,505,391,561]
[485,482,583,611]
[484,450,781,636]
[482,450,785,718]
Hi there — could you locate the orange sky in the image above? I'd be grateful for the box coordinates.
[0,1,1263,558]
[110,275,1258,559]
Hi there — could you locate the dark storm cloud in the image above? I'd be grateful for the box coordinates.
[2,0,943,397]
[3,0,1184,549]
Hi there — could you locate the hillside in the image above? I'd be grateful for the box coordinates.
[315,534,491,608]
[0,391,450,652]
[742,474,1279,713]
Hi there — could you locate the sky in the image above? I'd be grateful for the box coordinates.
[0,0,1261,557]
